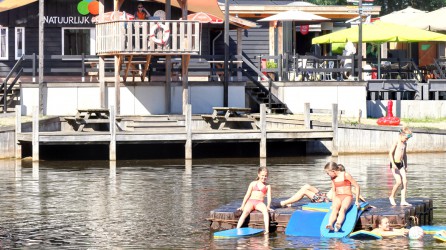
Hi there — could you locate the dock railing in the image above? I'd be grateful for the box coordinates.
[96,20,200,55]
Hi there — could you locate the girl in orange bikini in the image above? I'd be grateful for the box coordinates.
[237,167,273,234]
[324,162,361,232]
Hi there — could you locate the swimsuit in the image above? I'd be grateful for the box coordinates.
[252,182,267,194]
[333,178,353,201]
[311,191,329,203]
[245,182,267,210]
[390,161,404,170]
[246,199,263,210]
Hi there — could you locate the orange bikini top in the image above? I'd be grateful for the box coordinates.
[333,179,351,188]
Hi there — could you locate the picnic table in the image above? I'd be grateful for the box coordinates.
[201,107,257,130]
[65,108,111,132]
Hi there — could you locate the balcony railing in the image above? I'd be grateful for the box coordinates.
[96,20,200,56]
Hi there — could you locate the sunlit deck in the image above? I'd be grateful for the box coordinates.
[96,20,200,56]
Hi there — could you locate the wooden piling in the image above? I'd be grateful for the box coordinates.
[185,104,192,160]
[109,106,116,161]
[304,102,310,129]
[15,105,22,159]
[260,104,267,158]
[32,106,39,161]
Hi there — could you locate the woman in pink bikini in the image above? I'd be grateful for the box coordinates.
[324,161,361,232]
[236,167,272,234]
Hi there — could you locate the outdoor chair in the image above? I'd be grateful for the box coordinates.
[325,61,335,81]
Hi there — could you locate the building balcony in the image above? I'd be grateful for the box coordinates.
[96,20,200,56]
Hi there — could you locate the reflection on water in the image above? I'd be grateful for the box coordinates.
[0,154,445,248]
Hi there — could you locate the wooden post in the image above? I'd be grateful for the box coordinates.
[182,55,190,115]
[99,0,105,108]
[236,28,243,81]
[260,104,267,158]
[15,105,22,159]
[109,106,116,161]
[114,55,121,115]
[223,0,229,106]
[100,56,106,108]
[165,0,172,114]
[32,161,39,179]
[332,103,339,156]
[38,0,44,114]
[185,104,192,160]
[185,159,192,174]
[304,102,311,129]
[109,161,116,181]
[32,106,39,161]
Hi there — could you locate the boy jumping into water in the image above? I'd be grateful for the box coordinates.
[389,126,412,206]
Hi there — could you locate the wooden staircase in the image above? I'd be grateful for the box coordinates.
[0,86,20,113]
[118,115,185,132]
[246,86,289,114]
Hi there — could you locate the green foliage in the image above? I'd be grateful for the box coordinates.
[266,61,277,69]
[401,117,446,123]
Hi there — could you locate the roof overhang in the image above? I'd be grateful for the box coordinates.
[227,5,381,20]
[0,0,37,13]
[148,0,224,19]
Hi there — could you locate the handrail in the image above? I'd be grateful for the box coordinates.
[1,54,25,113]
[433,58,446,79]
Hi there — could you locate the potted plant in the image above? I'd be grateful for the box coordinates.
[266,61,277,80]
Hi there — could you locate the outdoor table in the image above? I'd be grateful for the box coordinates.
[201,107,257,130]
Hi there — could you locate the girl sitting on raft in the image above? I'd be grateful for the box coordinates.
[278,164,365,208]
[324,161,361,232]
[236,167,273,234]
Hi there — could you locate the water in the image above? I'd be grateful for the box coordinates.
[0,154,445,249]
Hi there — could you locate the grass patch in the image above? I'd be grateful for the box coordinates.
[401,117,446,123]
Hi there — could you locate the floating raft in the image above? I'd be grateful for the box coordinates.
[208,197,433,233]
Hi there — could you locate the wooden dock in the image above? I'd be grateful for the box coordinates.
[14,104,338,161]
[208,197,433,233]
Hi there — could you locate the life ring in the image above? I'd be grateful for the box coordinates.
[149,22,170,45]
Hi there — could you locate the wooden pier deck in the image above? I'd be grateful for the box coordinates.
[208,197,433,233]
[16,129,333,144]
[14,104,339,160]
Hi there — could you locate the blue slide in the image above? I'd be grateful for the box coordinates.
[285,210,327,236]
[320,202,369,238]
[214,228,264,238]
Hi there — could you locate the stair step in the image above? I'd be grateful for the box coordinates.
[119,115,172,122]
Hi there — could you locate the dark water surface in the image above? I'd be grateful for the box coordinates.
[0,154,445,249]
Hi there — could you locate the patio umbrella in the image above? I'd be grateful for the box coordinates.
[187,12,223,24]
[258,10,330,22]
[405,7,446,32]
[312,21,446,78]
[313,21,446,44]
[379,6,426,26]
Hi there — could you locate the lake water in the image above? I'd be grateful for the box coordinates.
[0,153,445,249]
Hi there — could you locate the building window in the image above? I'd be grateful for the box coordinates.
[0,27,8,60]
[15,27,25,59]
[62,28,95,56]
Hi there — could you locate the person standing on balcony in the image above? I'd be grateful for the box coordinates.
[134,4,151,20]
